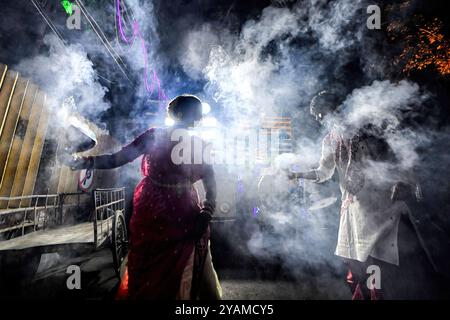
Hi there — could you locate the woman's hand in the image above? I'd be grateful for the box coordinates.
[285,170,298,180]
[60,155,93,171]
[193,212,212,241]
[391,181,414,202]
[193,201,214,241]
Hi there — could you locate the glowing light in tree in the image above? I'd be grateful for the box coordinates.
[60,0,74,15]
[388,13,450,76]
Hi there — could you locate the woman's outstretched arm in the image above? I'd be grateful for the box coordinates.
[67,128,155,170]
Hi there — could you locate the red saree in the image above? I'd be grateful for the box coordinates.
[101,127,213,299]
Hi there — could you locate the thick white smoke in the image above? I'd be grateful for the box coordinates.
[16,34,110,122]
[177,0,366,122]
[170,1,445,296]
[8,0,447,298]
[333,80,429,170]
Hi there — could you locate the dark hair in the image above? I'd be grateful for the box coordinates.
[167,94,202,122]
[309,90,340,117]
[310,90,340,112]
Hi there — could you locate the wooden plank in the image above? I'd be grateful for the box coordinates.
[33,95,60,196]
[8,90,45,208]
[47,126,64,195]
[21,94,49,206]
[71,170,81,193]
[0,64,7,90]
[62,168,71,193]
[33,133,59,195]
[0,70,19,138]
[0,84,38,208]
[64,169,77,194]
[0,222,95,251]
[0,219,113,251]
[57,165,70,194]
[58,129,79,192]
[0,79,29,181]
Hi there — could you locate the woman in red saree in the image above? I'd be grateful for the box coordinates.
[68,95,221,299]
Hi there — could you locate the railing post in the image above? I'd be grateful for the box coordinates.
[93,190,98,248]
[58,194,64,225]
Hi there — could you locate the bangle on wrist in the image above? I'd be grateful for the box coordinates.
[202,201,215,215]
[86,156,94,169]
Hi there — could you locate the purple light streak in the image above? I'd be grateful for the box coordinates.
[115,0,167,101]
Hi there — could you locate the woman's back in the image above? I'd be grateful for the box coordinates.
[141,127,208,186]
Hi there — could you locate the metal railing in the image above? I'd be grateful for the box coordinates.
[93,188,125,248]
[0,188,125,245]
[0,193,60,238]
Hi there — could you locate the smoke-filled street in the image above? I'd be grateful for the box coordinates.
[1,0,450,309]
[14,245,349,300]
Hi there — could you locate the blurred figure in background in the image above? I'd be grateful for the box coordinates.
[288,91,442,299]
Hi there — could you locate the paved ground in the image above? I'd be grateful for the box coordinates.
[221,279,347,300]
[1,247,349,300]
[21,249,119,300]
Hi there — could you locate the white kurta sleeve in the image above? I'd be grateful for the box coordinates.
[315,133,337,183]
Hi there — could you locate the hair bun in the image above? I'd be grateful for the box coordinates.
[167,94,202,121]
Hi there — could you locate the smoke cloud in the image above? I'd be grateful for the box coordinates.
[16,34,110,125]
[2,0,449,298]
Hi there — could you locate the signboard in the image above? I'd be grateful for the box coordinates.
[78,168,94,191]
